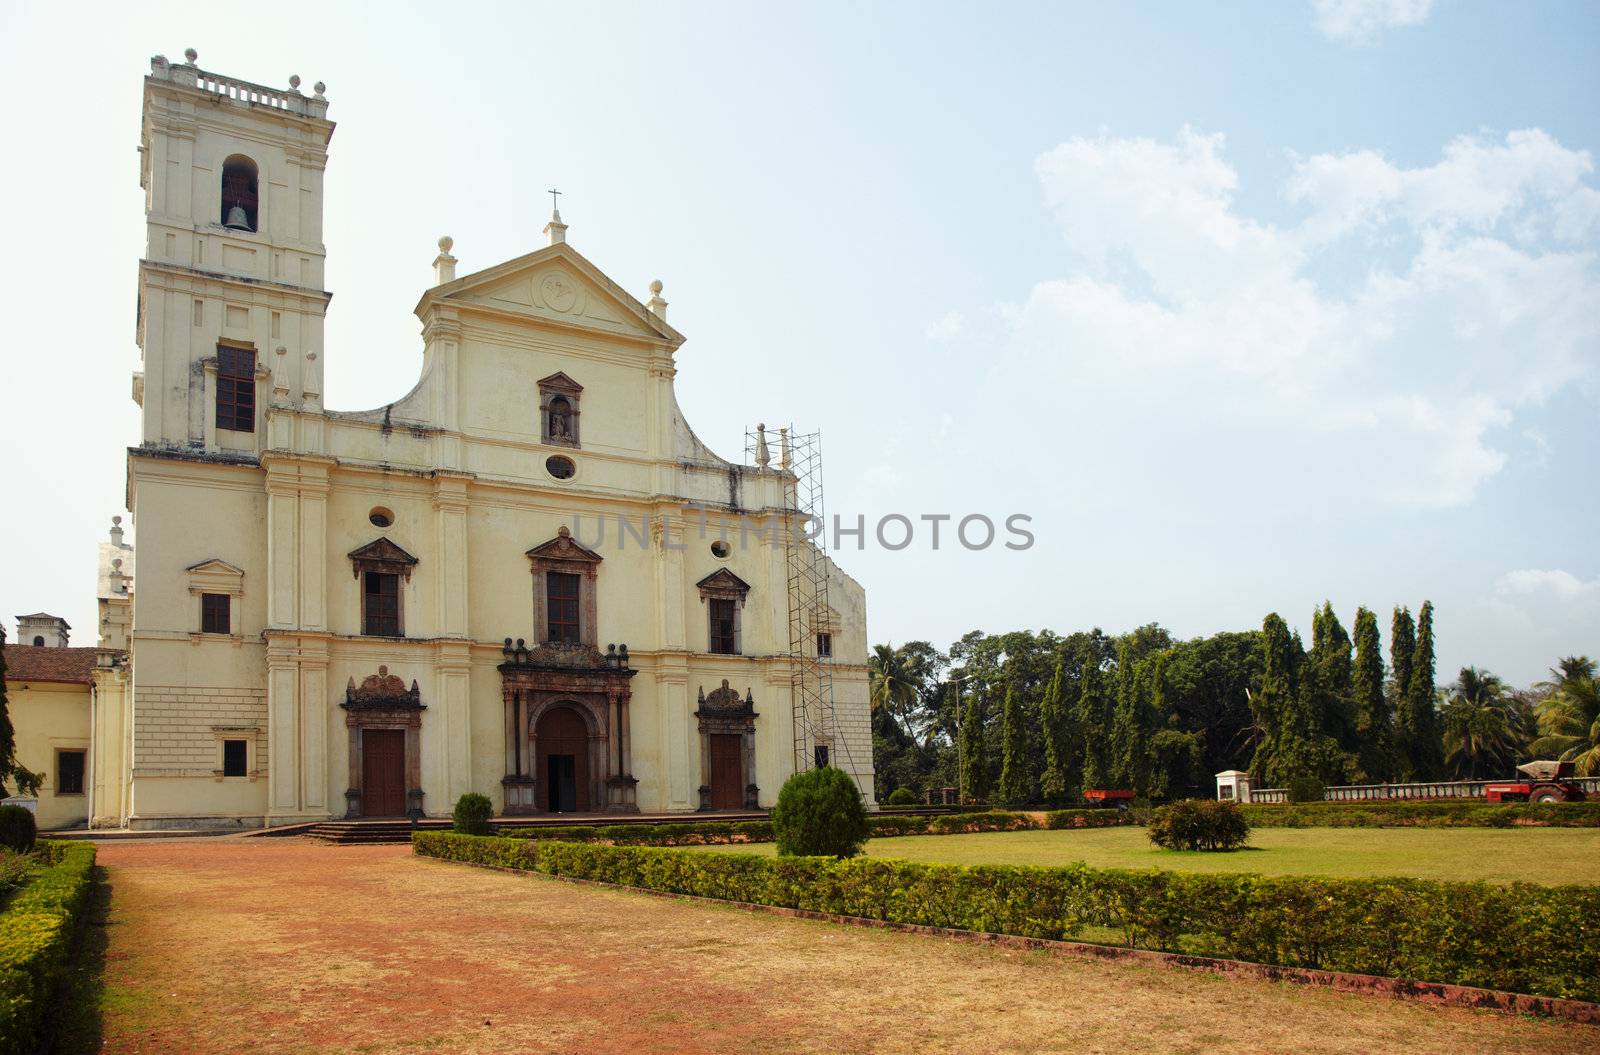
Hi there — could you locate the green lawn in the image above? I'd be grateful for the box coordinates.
[694,827,1600,885]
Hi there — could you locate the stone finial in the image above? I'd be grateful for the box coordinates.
[110,515,125,547]
[184,48,198,64]
[433,235,458,285]
[544,208,568,247]
[779,427,792,469]
[314,81,326,98]
[647,279,668,320]
[755,424,771,467]
[289,74,302,91]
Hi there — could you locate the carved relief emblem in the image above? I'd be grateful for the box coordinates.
[539,271,580,313]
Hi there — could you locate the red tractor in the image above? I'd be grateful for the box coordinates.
[1484,760,1588,803]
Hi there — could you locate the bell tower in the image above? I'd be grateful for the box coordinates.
[134,49,335,454]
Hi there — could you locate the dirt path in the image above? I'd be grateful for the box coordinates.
[81,839,1596,1054]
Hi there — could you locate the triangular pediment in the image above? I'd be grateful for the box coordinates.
[696,568,751,594]
[415,242,684,346]
[537,371,583,394]
[183,559,245,578]
[347,537,419,566]
[525,525,603,564]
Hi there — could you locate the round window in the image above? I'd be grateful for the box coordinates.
[710,540,731,559]
[368,507,394,528]
[546,455,576,480]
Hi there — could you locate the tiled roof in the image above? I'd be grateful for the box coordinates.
[2,646,102,685]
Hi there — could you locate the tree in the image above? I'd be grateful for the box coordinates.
[1531,656,1600,775]
[1076,644,1112,790]
[1306,602,1357,751]
[1248,613,1295,787]
[1110,643,1160,795]
[1441,667,1524,779]
[1352,607,1397,782]
[996,679,1029,805]
[1390,606,1416,760]
[957,682,987,803]
[1404,601,1444,781]
[0,626,43,798]
[772,766,870,858]
[869,643,921,741]
[1037,654,1074,802]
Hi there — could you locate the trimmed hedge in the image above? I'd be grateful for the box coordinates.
[495,810,1137,848]
[1242,801,1600,829]
[414,833,1600,1002]
[0,841,96,1055]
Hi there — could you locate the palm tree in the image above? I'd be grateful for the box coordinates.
[1531,656,1600,776]
[1440,667,1523,779]
[869,643,921,742]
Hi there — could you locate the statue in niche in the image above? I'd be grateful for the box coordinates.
[548,396,572,440]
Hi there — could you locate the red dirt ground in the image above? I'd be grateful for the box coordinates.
[83,838,1599,1054]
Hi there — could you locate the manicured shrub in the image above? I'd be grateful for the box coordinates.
[1242,800,1600,829]
[1286,776,1326,803]
[771,767,869,858]
[413,833,1600,1002]
[1148,799,1250,852]
[0,806,35,854]
[0,842,96,1055]
[885,787,920,807]
[924,810,1037,835]
[451,792,494,836]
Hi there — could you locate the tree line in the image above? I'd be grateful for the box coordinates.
[869,604,1600,804]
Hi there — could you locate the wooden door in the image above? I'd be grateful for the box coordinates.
[535,706,591,813]
[362,728,407,816]
[709,734,744,809]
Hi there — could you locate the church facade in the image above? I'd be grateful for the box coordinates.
[99,53,872,829]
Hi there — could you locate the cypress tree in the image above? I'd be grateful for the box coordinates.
[1390,606,1415,768]
[957,683,987,803]
[1130,653,1165,796]
[1250,613,1306,787]
[1307,602,1356,749]
[1352,606,1396,782]
[1406,601,1444,781]
[1038,654,1071,803]
[1110,642,1159,795]
[997,680,1029,805]
[1077,649,1111,790]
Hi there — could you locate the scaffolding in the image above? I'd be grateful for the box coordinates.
[745,425,856,778]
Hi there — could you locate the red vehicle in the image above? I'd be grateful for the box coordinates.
[1082,788,1137,809]
[1484,760,1588,803]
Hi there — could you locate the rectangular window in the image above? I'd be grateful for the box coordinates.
[813,745,830,769]
[57,750,86,795]
[222,739,248,778]
[709,598,738,655]
[200,593,231,634]
[216,345,256,432]
[547,572,581,644]
[816,632,833,658]
[363,571,401,637]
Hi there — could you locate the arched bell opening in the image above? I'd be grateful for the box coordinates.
[221,155,259,232]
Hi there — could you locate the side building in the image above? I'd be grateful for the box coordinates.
[115,52,872,829]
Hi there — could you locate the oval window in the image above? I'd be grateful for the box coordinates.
[369,507,394,528]
[546,455,576,480]
[710,540,731,559]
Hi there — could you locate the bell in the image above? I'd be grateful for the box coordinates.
[223,203,250,230]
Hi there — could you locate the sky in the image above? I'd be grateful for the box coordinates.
[1,0,1596,686]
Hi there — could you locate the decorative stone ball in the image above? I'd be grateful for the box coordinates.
[649,279,663,295]
[185,48,198,63]
[439,235,454,253]
[290,74,301,89]
[314,81,326,95]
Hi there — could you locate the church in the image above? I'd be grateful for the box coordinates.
[55,52,873,830]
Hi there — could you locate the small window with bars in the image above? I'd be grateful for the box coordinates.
[200,593,231,635]
[546,572,581,644]
[709,598,739,655]
[363,571,401,637]
[216,345,256,432]
[56,750,86,795]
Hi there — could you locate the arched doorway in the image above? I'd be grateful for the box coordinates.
[535,705,591,813]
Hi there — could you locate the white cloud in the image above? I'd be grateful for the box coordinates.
[970,126,1600,512]
[924,310,966,343]
[1496,569,1600,599]
[1313,0,1435,44]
